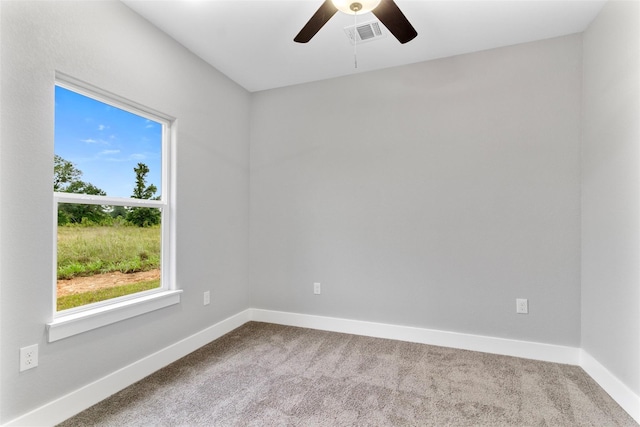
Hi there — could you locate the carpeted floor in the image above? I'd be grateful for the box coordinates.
[59,322,637,426]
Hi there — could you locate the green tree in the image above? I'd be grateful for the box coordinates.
[126,163,160,227]
[54,155,108,224]
[54,154,82,192]
[131,163,157,200]
[110,205,128,219]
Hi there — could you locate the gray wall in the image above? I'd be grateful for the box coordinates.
[3,0,638,422]
[582,0,640,396]
[250,35,582,346]
[0,1,250,422]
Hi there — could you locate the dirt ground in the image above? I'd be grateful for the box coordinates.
[57,269,161,297]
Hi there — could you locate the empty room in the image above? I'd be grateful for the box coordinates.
[0,0,638,425]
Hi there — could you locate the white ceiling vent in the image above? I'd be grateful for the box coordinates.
[344,20,386,45]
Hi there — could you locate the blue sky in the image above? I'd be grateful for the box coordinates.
[54,85,162,199]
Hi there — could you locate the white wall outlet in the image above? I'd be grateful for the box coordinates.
[516,298,529,314]
[204,291,211,306]
[20,344,38,372]
[313,282,321,295]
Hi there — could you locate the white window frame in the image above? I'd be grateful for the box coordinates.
[47,73,180,342]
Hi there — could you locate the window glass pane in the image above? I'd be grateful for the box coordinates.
[54,85,162,199]
[56,204,162,311]
[54,82,168,314]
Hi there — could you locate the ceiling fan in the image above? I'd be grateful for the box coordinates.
[294,0,418,44]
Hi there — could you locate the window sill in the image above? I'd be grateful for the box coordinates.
[47,290,182,342]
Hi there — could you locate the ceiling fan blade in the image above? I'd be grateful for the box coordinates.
[294,0,339,43]
[372,0,417,44]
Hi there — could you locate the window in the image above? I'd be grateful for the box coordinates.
[48,74,180,342]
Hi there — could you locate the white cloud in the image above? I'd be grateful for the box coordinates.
[99,149,120,155]
[81,138,109,145]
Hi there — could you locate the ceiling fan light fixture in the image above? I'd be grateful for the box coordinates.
[331,0,381,15]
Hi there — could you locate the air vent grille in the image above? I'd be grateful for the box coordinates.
[344,20,385,45]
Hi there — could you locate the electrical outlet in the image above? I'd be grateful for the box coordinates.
[313,282,321,295]
[516,298,528,314]
[20,344,38,372]
[204,291,210,306]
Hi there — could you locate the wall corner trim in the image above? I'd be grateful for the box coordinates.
[580,350,640,424]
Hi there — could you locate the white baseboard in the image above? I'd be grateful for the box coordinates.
[580,350,640,425]
[249,309,581,365]
[4,309,252,427]
[6,308,638,426]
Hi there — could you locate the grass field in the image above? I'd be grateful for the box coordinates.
[57,224,161,310]
[57,224,161,279]
[57,279,160,311]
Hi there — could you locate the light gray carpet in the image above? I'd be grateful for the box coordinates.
[59,322,637,426]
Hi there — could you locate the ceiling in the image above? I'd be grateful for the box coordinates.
[121,0,606,92]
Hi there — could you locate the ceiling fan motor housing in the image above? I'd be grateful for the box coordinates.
[332,0,382,14]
